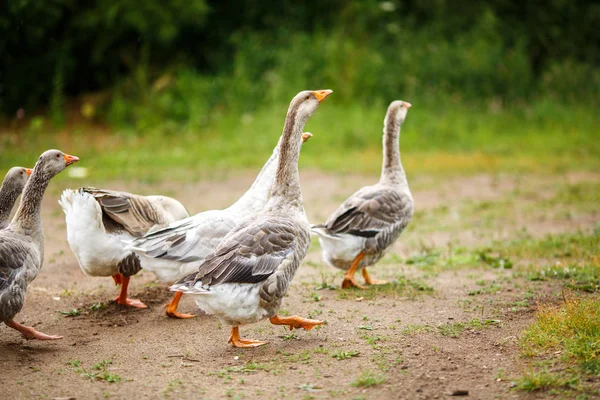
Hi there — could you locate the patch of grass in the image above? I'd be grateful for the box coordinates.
[331,351,360,360]
[59,308,81,317]
[526,265,600,293]
[517,294,600,394]
[4,98,598,183]
[67,359,122,383]
[401,324,434,335]
[90,302,106,311]
[468,284,503,296]
[338,275,434,300]
[477,249,513,269]
[351,370,387,388]
[438,318,501,338]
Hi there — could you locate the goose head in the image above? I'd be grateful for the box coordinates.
[33,149,80,178]
[386,100,412,126]
[287,90,332,126]
[3,166,33,193]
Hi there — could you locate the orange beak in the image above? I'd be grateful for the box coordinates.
[301,132,313,143]
[403,101,412,109]
[63,153,80,166]
[312,89,333,103]
[24,168,33,176]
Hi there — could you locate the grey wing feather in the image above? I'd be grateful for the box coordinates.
[83,188,163,236]
[131,213,237,263]
[177,218,304,288]
[0,235,30,291]
[324,188,413,237]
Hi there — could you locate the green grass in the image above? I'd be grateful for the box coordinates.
[1,99,598,183]
[351,370,387,388]
[337,275,434,300]
[516,294,600,395]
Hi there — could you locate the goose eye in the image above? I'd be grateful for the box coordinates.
[56,154,60,158]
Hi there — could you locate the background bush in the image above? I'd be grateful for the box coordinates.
[2,0,599,122]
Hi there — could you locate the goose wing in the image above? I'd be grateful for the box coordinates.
[0,234,32,291]
[129,211,236,263]
[83,188,163,236]
[176,217,308,288]
[320,187,413,238]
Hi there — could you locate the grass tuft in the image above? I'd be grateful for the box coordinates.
[517,293,600,393]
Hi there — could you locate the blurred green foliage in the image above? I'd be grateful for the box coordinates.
[1,0,599,119]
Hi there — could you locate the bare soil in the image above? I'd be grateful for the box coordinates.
[1,171,598,400]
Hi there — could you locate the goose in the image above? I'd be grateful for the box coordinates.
[127,132,313,319]
[59,188,189,308]
[170,90,332,347]
[0,167,33,229]
[1,149,79,339]
[311,101,414,289]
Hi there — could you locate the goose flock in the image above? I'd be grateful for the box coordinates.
[0,90,414,348]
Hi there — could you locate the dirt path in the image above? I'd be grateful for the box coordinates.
[1,171,598,399]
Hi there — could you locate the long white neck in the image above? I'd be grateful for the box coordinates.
[227,136,283,215]
[379,112,407,187]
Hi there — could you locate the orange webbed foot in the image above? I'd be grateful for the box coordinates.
[270,315,324,331]
[341,277,366,290]
[228,327,266,348]
[165,309,196,319]
[362,268,387,285]
[5,320,63,340]
[164,292,195,318]
[114,297,148,308]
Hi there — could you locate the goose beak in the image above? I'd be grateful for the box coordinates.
[24,168,33,176]
[313,89,333,103]
[301,132,313,143]
[63,153,80,166]
[403,101,412,109]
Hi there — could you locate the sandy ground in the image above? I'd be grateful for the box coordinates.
[1,170,598,399]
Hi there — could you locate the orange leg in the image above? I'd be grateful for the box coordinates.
[227,326,266,348]
[113,274,147,308]
[5,320,63,340]
[165,292,195,319]
[270,315,324,331]
[341,252,366,289]
[362,268,388,285]
[112,274,122,285]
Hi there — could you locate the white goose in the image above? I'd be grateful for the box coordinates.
[127,133,313,318]
[171,89,331,347]
[59,188,189,308]
[312,101,414,289]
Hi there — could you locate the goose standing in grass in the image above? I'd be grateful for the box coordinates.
[1,150,79,339]
[0,167,33,229]
[127,132,313,318]
[312,101,414,289]
[170,90,331,347]
[59,188,189,308]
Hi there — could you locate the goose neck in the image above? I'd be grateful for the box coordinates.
[10,169,50,235]
[269,105,307,211]
[380,116,406,186]
[0,184,21,227]
[231,136,283,214]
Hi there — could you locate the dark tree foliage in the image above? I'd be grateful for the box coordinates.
[0,0,598,114]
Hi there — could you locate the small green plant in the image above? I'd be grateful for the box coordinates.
[67,359,122,383]
[90,302,106,311]
[331,351,360,360]
[60,308,81,317]
[351,370,387,387]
